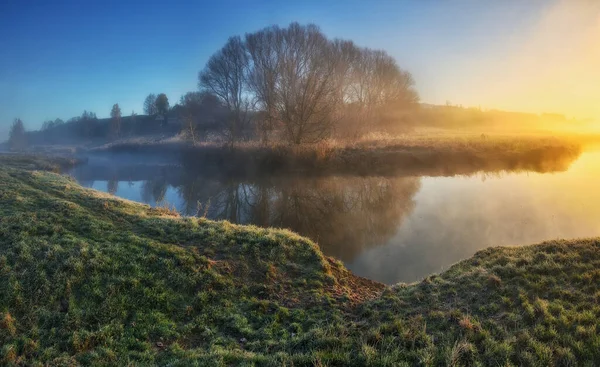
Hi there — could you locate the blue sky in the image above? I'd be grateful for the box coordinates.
[1,0,597,136]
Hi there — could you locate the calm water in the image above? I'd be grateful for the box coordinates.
[69,150,600,284]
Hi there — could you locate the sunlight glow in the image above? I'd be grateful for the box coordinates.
[474,0,600,123]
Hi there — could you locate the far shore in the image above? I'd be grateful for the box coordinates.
[91,134,584,177]
[5,131,598,179]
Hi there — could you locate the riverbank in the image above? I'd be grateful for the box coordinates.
[1,156,600,365]
[0,153,84,172]
[92,134,584,177]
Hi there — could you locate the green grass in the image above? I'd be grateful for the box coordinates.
[0,154,81,172]
[1,156,600,366]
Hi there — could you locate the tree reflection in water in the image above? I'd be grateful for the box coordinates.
[67,146,583,279]
[176,173,421,262]
[141,177,168,204]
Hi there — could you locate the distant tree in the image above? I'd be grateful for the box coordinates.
[178,91,228,143]
[8,118,26,151]
[41,118,65,131]
[78,110,97,138]
[129,111,137,136]
[338,48,419,136]
[170,103,183,116]
[180,92,202,143]
[155,93,170,116]
[42,120,52,131]
[199,36,251,147]
[110,104,122,139]
[81,110,97,120]
[144,94,158,115]
[357,49,419,133]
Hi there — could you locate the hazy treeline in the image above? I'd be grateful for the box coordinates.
[6,22,587,151]
[195,22,419,145]
[10,22,419,149]
[420,103,590,132]
[22,109,180,147]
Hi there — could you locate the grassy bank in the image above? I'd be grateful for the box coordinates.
[0,154,82,172]
[1,156,600,365]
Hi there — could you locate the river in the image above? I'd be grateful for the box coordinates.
[69,149,600,284]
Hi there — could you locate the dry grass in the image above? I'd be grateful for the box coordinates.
[96,133,584,178]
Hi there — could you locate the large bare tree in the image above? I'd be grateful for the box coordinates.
[245,26,282,144]
[199,22,419,144]
[247,23,340,144]
[199,36,251,147]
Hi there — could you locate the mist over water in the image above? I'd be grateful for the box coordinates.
[348,151,600,283]
[70,149,600,284]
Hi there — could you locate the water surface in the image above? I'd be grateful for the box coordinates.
[69,150,600,284]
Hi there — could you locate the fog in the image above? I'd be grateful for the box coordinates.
[350,151,600,283]
[3,1,599,137]
[469,0,600,120]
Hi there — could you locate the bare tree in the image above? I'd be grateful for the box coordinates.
[197,22,419,144]
[246,23,340,144]
[199,36,251,147]
[245,27,282,144]
[110,103,122,139]
[329,39,363,138]
[179,91,225,143]
[180,92,201,144]
[8,118,26,151]
[143,94,158,115]
[343,48,419,135]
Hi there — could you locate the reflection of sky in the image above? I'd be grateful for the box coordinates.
[89,180,185,211]
[79,151,600,285]
[347,151,600,284]
[88,180,259,222]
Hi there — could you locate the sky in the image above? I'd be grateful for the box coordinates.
[0,0,599,137]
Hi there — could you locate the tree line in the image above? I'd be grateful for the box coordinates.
[6,94,175,149]
[194,22,419,145]
[6,22,419,150]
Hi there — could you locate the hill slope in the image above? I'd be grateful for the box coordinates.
[1,156,599,366]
